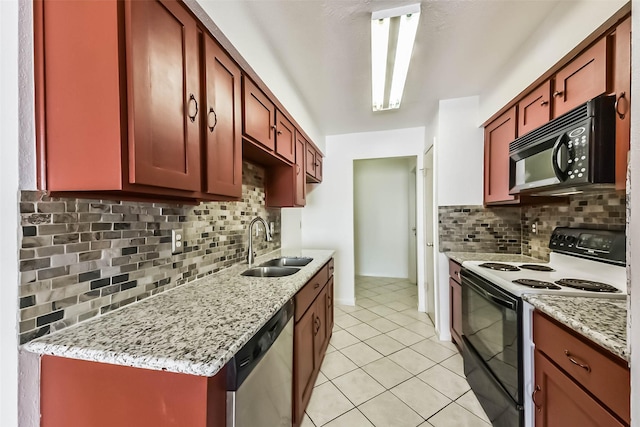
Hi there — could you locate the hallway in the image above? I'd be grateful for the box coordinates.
[302,276,490,427]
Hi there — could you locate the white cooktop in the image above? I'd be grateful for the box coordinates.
[462,253,626,298]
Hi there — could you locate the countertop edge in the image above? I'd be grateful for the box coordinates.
[523,295,628,363]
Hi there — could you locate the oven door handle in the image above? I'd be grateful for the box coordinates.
[465,279,517,310]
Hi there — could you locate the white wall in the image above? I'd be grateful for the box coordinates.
[188,0,324,150]
[1,0,21,425]
[300,127,426,307]
[354,157,414,278]
[434,96,484,339]
[629,1,639,423]
[480,0,628,124]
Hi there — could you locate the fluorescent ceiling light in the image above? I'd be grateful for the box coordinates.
[371,4,420,112]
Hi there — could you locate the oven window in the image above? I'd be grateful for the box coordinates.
[462,282,519,401]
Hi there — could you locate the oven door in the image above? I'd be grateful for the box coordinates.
[461,269,523,427]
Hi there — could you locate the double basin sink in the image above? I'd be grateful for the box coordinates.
[241,257,313,277]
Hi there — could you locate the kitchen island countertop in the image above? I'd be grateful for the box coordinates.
[524,294,628,362]
[445,251,543,265]
[23,248,334,377]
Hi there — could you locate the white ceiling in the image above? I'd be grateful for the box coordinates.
[237,0,562,136]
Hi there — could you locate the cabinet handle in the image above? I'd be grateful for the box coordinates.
[540,100,549,106]
[553,90,563,97]
[296,164,301,175]
[532,385,542,412]
[314,282,320,289]
[207,107,217,132]
[187,94,198,122]
[564,350,591,372]
[615,92,628,120]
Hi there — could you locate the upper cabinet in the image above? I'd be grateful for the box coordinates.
[483,9,630,205]
[553,37,609,118]
[517,81,551,137]
[613,16,631,190]
[127,0,202,192]
[36,0,241,201]
[35,0,320,204]
[202,33,243,198]
[306,144,323,183]
[484,108,518,205]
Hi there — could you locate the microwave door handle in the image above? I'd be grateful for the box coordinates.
[551,134,569,181]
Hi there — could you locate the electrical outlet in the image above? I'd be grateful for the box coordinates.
[172,229,184,254]
[531,222,538,235]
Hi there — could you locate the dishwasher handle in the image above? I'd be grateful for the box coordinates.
[227,299,294,390]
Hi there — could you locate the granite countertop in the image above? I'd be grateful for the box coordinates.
[445,251,544,265]
[23,248,335,377]
[523,294,628,362]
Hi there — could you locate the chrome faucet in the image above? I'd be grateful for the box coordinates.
[247,216,272,266]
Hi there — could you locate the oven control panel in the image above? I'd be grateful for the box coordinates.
[549,227,625,265]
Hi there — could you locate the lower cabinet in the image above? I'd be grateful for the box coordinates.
[533,310,630,426]
[40,355,226,427]
[448,259,463,349]
[293,258,334,427]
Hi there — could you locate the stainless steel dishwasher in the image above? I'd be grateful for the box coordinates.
[226,299,293,427]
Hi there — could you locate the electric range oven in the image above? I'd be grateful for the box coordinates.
[460,227,626,427]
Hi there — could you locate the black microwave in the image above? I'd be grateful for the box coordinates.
[509,95,616,196]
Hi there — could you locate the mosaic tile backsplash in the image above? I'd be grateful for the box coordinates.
[438,206,522,253]
[439,190,626,259]
[18,161,280,344]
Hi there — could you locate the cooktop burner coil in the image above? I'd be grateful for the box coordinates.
[479,263,520,272]
[519,264,555,272]
[512,279,561,289]
[555,278,622,293]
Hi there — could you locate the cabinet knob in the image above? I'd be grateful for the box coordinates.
[277,130,283,136]
[553,90,563,97]
[540,100,549,106]
[207,107,217,133]
[187,94,198,122]
[615,91,628,120]
[271,125,277,132]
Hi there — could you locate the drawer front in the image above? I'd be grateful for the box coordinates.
[448,259,462,284]
[295,263,329,322]
[533,311,630,423]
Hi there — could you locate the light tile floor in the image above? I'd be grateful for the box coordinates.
[302,276,491,427]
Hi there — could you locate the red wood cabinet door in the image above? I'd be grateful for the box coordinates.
[202,34,242,198]
[553,37,609,118]
[294,133,307,206]
[325,277,334,344]
[517,81,552,137]
[306,145,316,179]
[614,16,631,190]
[315,155,323,182]
[449,278,462,348]
[484,107,517,205]
[275,110,295,163]
[126,0,201,191]
[293,308,317,426]
[243,77,276,151]
[533,350,625,427]
[41,355,226,427]
[314,287,328,363]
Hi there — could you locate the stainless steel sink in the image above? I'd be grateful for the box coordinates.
[241,266,300,277]
[259,257,313,267]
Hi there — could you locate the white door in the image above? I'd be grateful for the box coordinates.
[424,147,436,323]
[408,166,417,284]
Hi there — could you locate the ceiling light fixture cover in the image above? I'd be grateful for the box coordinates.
[371,4,420,112]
